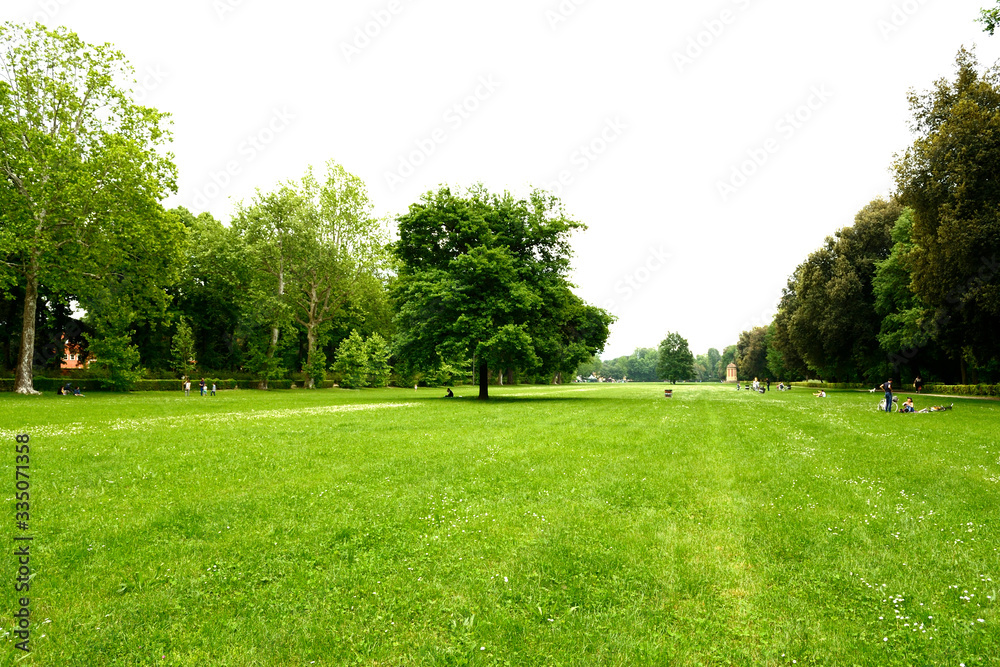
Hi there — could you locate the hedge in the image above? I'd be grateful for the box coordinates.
[791,382,872,390]
[0,377,337,392]
[920,383,1000,397]
[0,377,105,393]
[134,379,240,392]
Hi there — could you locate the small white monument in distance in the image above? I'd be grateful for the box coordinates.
[726,363,738,384]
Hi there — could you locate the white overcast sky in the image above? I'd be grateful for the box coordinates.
[6,0,1000,359]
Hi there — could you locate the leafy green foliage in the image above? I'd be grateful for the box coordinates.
[894,48,1000,379]
[232,162,388,388]
[85,299,144,392]
[0,22,178,393]
[764,322,797,381]
[364,332,392,388]
[332,330,368,389]
[590,348,660,381]
[304,348,328,388]
[736,326,769,381]
[692,347,721,382]
[977,2,1000,34]
[769,199,902,382]
[171,317,197,377]
[717,344,738,380]
[165,208,247,372]
[656,331,694,382]
[393,186,612,399]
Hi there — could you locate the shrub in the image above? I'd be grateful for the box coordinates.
[365,333,392,388]
[332,331,369,389]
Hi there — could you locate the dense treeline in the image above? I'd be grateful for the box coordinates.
[587,53,1000,387]
[1,23,610,395]
[576,333,708,383]
[729,50,1000,385]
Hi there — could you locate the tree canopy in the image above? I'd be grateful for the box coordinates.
[656,331,694,383]
[232,161,387,388]
[1,22,179,393]
[392,186,612,399]
[768,198,902,382]
[893,48,1000,381]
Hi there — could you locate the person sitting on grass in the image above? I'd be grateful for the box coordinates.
[813,390,826,398]
[444,388,454,398]
[73,385,84,397]
[900,397,915,413]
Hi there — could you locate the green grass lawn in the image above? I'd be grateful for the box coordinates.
[1,384,998,666]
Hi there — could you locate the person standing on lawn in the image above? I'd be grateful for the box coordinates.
[880,378,893,412]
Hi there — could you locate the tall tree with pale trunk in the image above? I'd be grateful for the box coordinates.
[233,162,387,388]
[0,22,177,393]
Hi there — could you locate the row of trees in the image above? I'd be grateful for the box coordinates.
[2,23,612,398]
[728,50,1000,386]
[577,332,702,383]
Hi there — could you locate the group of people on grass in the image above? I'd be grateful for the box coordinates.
[737,377,771,393]
[57,382,83,396]
[182,378,216,396]
[810,377,951,413]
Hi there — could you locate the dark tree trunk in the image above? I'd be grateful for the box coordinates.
[14,265,40,395]
[478,362,489,400]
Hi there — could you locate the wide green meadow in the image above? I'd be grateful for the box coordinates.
[1,384,997,666]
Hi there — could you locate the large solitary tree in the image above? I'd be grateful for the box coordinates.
[393,186,612,399]
[656,331,694,383]
[1,22,177,393]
